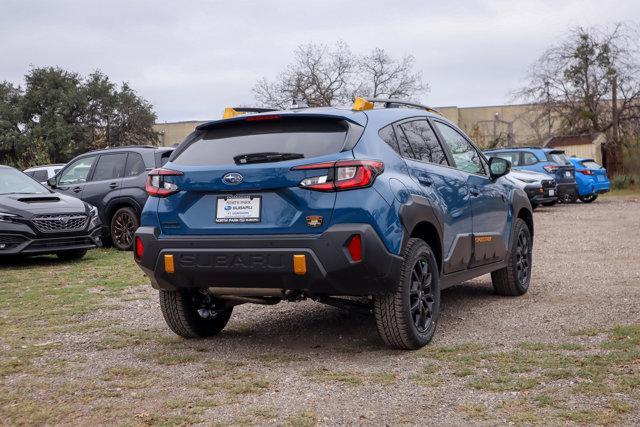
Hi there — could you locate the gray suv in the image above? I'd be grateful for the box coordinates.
[47,146,173,250]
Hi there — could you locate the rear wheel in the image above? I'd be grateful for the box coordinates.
[579,194,598,203]
[159,289,233,338]
[374,238,440,350]
[56,249,87,260]
[110,207,138,251]
[491,218,532,296]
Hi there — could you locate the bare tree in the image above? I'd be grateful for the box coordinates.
[253,41,356,109]
[516,24,640,174]
[357,48,427,99]
[253,42,427,108]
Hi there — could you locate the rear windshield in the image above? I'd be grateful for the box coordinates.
[547,151,570,164]
[581,160,602,170]
[172,117,349,166]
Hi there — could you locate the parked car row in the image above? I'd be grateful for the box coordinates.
[484,147,610,208]
[0,145,173,259]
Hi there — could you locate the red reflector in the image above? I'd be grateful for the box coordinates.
[135,236,144,259]
[347,234,362,262]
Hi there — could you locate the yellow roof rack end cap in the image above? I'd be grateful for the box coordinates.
[352,97,374,111]
[223,107,243,119]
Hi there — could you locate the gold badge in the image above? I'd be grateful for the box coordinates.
[306,215,323,228]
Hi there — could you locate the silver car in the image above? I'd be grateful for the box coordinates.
[505,169,558,208]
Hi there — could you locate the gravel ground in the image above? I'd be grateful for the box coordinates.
[2,195,640,425]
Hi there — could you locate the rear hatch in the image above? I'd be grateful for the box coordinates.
[155,114,364,236]
[545,150,575,184]
[579,159,609,183]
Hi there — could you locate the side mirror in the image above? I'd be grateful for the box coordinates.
[489,157,511,180]
[47,177,57,188]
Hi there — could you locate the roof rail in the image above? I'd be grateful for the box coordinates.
[223,106,277,119]
[102,145,159,150]
[486,146,543,150]
[351,97,443,115]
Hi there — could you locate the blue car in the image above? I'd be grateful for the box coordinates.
[568,157,610,203]
[484,147,578,204]
[134,98,534,350]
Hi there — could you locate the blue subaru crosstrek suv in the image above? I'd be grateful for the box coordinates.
[568,157,610,203]
[134,98,534,350]
[484,147,578,205]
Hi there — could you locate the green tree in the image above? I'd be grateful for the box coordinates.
[517,24,640,174]
[0,67,159,168]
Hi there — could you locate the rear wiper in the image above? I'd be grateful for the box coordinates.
[233,152,304,165]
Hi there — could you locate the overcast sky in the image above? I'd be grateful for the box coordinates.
[1,0,638,122]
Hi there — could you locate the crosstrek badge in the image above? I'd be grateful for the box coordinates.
[306,215,323,228]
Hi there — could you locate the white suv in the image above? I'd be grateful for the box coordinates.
[23,164,65,184]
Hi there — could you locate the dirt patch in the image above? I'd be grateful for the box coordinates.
[1,197,639,425]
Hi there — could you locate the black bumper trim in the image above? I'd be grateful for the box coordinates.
[0,227,102,256]
[134,224,403,296]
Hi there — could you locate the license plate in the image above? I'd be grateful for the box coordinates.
[216,195,261,223]
[565,171,571,177]
[548,189,555,196]
[597,175,606,182]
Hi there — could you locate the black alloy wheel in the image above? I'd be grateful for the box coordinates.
[515,228,531,286]
[111,207,139,251]
[409,255,436,333]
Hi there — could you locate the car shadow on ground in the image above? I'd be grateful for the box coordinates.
[169,280,503,355]
[0,254,82,268]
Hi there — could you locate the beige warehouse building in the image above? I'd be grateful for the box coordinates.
[153,103,561,148]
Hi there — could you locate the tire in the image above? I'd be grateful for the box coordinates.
[491,218,532,296]
[159,289,233,338]
[56,249,87,260]
[579,194,598,203]
[542,200,557,207]
[110,207,139,251]
[531,202,539,211]
[374,238,440,350]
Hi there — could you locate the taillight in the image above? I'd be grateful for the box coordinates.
[134,236,144,259]
[347,234,362,262]
[292,160,384,192]
[543,165,560,173]
[578,169,594,175]
[146,168,183,197]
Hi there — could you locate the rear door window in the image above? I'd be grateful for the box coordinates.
[173,117,351,166]
[398,120,448,165]
[91,153,127,181]
[124,153,146,177]
[522,152,538,165]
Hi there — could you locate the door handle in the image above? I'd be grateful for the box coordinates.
[109,183,118,189]
[417,174,433,186]
[469,187,480,197]
[72,187,82,193]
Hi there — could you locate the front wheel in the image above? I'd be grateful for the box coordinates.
[374,238,440,350]
[159,289,233,338]
[491,218,532,296]
[110,207,139,251]
[579,194,598,203]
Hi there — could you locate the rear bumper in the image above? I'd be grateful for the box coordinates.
[134,224,403,296]
[556,183,578,199]
[0,226,102,256]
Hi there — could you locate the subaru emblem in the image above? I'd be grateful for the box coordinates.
[222,172,243,185]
